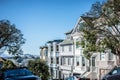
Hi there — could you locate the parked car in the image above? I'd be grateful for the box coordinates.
[78,78,90,80]
[65,76,78,80]
[65,76,90,80]
[102,66,120,80]
[0,67,41,80]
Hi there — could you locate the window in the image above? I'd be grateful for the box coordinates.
[71,58,73,65]
[82,57,85,66]
[69,45,72,52]
[68,58,71,65]
[51,46,53,51]
[45,50,48,56]
[108,27,112,32]
[61,58,62,65]
[67,35,70,39]
[51,58,53,63]
[76,42,80,48]
[109,53,113,60]
[50,68,53,76]
[56,45,59,51]
[62,57,65,65]
[62,46,64,52]
[76,57,80,66]
[100,53,105,61]
[56,57,59,64]
[66,58,68,65]
[92,57,95,66]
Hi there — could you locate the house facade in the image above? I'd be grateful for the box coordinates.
[40,15,118,80]
[38,0,120,79]
[59,17,90,79]
[40,39,63,80]
[40,46,48,61]
[59,16,117,80]
[59,29,74,79]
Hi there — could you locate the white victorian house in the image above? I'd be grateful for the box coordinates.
[40,39,63,80]
[40,16,118,80]
[59,16,117,80]
[59,17,89,79]
[59,29,74,79]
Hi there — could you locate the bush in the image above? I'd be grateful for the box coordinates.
[28,59,50,80]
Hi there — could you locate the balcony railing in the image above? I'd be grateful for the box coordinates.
[97,61,115,68]
[60,65,72,71]
[50,63,57,67]
[56,52,59,56]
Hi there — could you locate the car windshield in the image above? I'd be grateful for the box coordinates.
[4,69,33,78]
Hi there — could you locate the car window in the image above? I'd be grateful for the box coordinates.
[112,69,118,74]
[117,67,120,73]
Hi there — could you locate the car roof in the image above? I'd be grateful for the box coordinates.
[0,67,28,72]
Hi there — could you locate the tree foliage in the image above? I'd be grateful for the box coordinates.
[82,1,103,17]
[0,20,25,56]
[80,24,106,59]
[94,0,120,56]
[28,59,50,80]
[80,29,99,59]
[80,0,120,62]
[1,60,17,70]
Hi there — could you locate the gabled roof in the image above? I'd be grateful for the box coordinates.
[65,29,73,35]
[71,17,83,34]
[47,39,63,43]
[0,57,6,62]
[64,16,96,39]
[60,39,73,46]
[40,46,48,49]
[81,16,96,26]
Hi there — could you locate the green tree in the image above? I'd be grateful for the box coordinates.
[80,1,105,59]
[97,0,120,64]
[28,59,50,80]
[80,0,120,65]
[79,29,99,59]
[1,60,17,70]
[82,1,103,17]
[0,20,25,56]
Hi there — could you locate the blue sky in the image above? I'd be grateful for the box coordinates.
[0,0,104,55]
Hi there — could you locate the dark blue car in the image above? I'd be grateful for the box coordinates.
[0,68,41,80]
[102,67,120,80]
[65,76,78,80]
